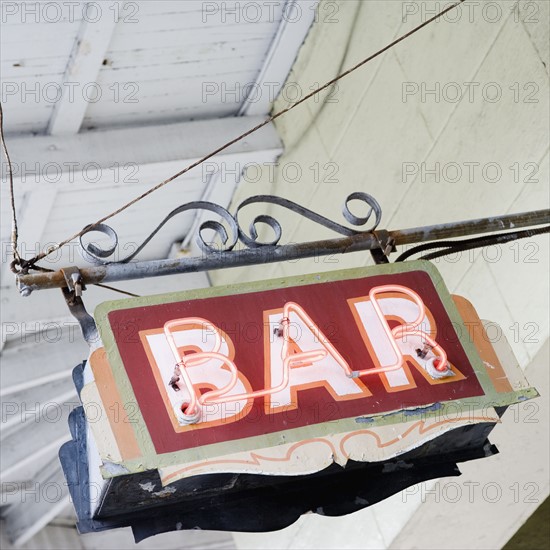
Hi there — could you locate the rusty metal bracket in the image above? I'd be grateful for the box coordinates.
[61,266,86,297]
[60,267,98,347]
[370,230,396,264]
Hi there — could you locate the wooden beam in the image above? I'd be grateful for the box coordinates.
[5,116,283,189]
[47,2,121,135]
[239,0,319,116]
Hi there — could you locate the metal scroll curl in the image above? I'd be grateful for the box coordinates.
[79,193,382,265]
[79,201,239,264]
[235,193,382,248]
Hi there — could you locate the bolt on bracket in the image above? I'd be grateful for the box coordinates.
[60,267,98,347]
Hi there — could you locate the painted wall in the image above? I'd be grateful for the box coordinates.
[211,1,549,548]
[213,0,549,371]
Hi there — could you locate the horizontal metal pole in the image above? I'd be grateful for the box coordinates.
[391,209,550,245]
[16,209,550,294]
[17,235,381,293]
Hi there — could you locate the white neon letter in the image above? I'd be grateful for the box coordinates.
[349,285,451,390]
[265,302,371,410]
[157,318,251,424]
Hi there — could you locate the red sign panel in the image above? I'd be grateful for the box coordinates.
[107,270,484,455]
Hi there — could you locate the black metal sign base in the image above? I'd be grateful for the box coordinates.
[60,363,501,543]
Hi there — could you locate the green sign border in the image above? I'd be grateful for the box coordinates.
[94,260,537,474]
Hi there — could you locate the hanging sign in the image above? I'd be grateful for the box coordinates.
[60,261,537,540]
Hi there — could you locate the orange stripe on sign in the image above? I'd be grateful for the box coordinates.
[89,348,142,461]
[452,295,513,394]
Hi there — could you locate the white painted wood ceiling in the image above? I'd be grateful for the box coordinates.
[2,0,286,135]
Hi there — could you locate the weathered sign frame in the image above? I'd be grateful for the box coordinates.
[58,259,538,539]
[89,260,537,474]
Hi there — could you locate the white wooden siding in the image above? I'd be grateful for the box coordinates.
[1,12,82,134]
[1,1,289,134]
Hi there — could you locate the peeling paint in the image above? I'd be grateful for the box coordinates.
[382,460,413,473]
[153,486,177,497]
[355,416,375,423]
[102,461,130,475]
[139,482,156,492]
[403,402,442,417]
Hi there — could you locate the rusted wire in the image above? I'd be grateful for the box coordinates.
[0,103,22,272]
[18,0,466,270]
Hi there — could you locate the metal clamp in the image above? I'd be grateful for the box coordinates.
[60,267,98,347]
[370,230,396,264]
[61,267,85,298]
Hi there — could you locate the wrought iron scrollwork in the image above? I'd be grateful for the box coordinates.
[235,193,381,248]
[79,193,382,265]
[80,201,239,264]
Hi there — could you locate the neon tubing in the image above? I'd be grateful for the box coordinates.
[164,292,448,423]
[164,317,227,416]
[198,304,328,405]
[350,284,448,377]
[164,303,335,418]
